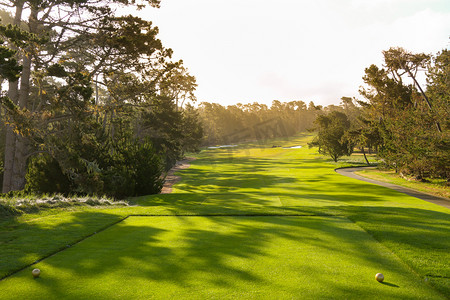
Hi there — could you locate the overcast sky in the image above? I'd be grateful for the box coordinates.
[132,0,450,107]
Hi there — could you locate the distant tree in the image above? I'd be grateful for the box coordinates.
[180,103,203,153]
[197,100,319,146]
[308,111,353,162]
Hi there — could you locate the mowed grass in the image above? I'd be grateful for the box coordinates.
[355,169,450,199]
[0,216,442,299]
[0,134,449,298]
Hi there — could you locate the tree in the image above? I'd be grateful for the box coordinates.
[308,111,353,162]
[357,48,448,179]
[196,100,318,146]
[383,47,442,132]
[424,50,450,179]
[0,17,38,192]
[180,103,203,153]
[0,0,177,193]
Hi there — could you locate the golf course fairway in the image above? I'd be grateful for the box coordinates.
[0,135,449,299]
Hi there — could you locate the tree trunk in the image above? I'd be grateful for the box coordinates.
[11,6,39,191]
[11,44,33,190]
[404,66,442,133]
[11,136,28,190]
[2,1,24,193]
[3,125,16,192]
[362,147,370,166]
[3,80,19,192]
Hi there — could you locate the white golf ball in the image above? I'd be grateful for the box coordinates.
[32,268,40,278]
[375,273,384,282]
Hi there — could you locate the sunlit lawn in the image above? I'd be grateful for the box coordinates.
[355,169,449,199]
[0,134,449,298]
[0,216,442,299]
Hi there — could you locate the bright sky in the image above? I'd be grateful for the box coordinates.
[132,0,450,107]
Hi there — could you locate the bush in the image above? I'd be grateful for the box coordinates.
[102,139,164,198]
[24,134,164,199]
[25,154,72,194]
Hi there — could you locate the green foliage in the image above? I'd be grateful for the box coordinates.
[24,138,165,199]
[198,100,316,146]
[181,103,203,152]
[0,39,21,81]
[0,199,21,216]
[360,64,413,112]
[141,96,188,170]
[0,23,40,49]
[46,64,68,77]
[132,96,203,172]
[309,111,354,162]
[0,0,203,195]
[427,49,450,132]
[20,102,166,198]
[102,139,164,198]
[25,154,72,194]
[356,48,449,179]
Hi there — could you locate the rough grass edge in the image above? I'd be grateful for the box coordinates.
[0,194,128,217]
[355,169,449,199]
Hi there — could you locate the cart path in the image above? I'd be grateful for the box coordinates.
[160,157,196,194]
[336,167,450,209]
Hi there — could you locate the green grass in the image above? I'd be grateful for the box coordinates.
[0,216,442,299]
[0,133,449,299]
[355,169,449,199]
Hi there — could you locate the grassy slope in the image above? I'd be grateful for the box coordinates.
[355,169,449,199]
[0,134,449,298]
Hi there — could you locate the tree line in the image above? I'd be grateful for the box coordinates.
[197,100,322,146]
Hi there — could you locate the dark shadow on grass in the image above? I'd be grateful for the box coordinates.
[175,156,301,194]
[382,282,400,288]
[5,214,443,299]
[1,205,448,297]
[0,211,125,280]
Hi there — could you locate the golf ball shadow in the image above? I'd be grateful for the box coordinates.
[381,282,400,288]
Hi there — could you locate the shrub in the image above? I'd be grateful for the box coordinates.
[102,139,164,198]
[25,154,72,194]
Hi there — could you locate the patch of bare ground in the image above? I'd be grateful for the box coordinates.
[160,157,196,194]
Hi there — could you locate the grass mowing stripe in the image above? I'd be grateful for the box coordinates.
[127,213,333,217]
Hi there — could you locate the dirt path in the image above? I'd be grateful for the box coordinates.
[160,157,196,194]
[336,167,450,209]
